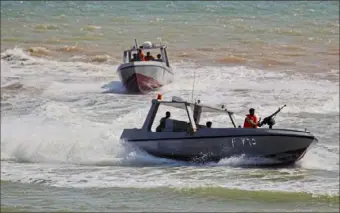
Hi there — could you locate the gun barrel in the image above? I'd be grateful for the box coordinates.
[260,105,286,127]
[269,105,286,118]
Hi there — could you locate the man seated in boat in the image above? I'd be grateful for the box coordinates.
[131,53,138,62]
[195,121,212,129]
[156,111,191,132]
[154,54,162,62]
[156,111,171,132]
[144,52,155,61]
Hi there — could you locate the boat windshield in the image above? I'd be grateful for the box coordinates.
[198,111,237,129]
[130,49,163,63]
[150,100,237,132]
[151,104,191,132]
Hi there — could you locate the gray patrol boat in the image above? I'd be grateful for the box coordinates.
[120,95,318,166]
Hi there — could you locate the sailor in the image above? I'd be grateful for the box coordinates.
[145,52,155,61]
[138,49,145,61]
[164,118,174,132]
[243,108,260,128]
[156,111,171,132]
[131,53,138,62]
[206,121,212,128]
[154,54,162,62]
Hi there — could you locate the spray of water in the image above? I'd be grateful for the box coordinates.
[1,48,339,196]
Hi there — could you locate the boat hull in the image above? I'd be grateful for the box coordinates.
[120,128,317,165]
[117,61,174,93]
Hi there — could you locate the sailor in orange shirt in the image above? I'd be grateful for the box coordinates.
[138,49,145,61]
[144,52,155,61]
[243,108,261,128]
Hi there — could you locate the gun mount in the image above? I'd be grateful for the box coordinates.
[260,105,286,129]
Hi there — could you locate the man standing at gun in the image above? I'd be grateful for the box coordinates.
[243,108,261,128]
[243,105,287,129]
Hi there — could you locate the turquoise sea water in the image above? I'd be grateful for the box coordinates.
[1,1,339,212]
[1,1,339,73]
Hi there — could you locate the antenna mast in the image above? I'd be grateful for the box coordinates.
[191,69,196,103]
[157,37,162,46]
[134,38,138,49]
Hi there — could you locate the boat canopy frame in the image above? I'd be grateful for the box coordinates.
[142,97,238,132]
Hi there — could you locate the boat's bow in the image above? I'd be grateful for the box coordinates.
[117,61,173,93]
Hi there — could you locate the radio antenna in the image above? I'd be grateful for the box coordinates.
[134,38,138,49]
[157,37,162,46]
[191,69,196,103]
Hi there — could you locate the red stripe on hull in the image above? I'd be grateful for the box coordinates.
[124,73,162,93]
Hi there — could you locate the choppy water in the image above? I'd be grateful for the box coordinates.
[1,1,339,212]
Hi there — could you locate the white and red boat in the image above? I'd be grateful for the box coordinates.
[117,40,174,93]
